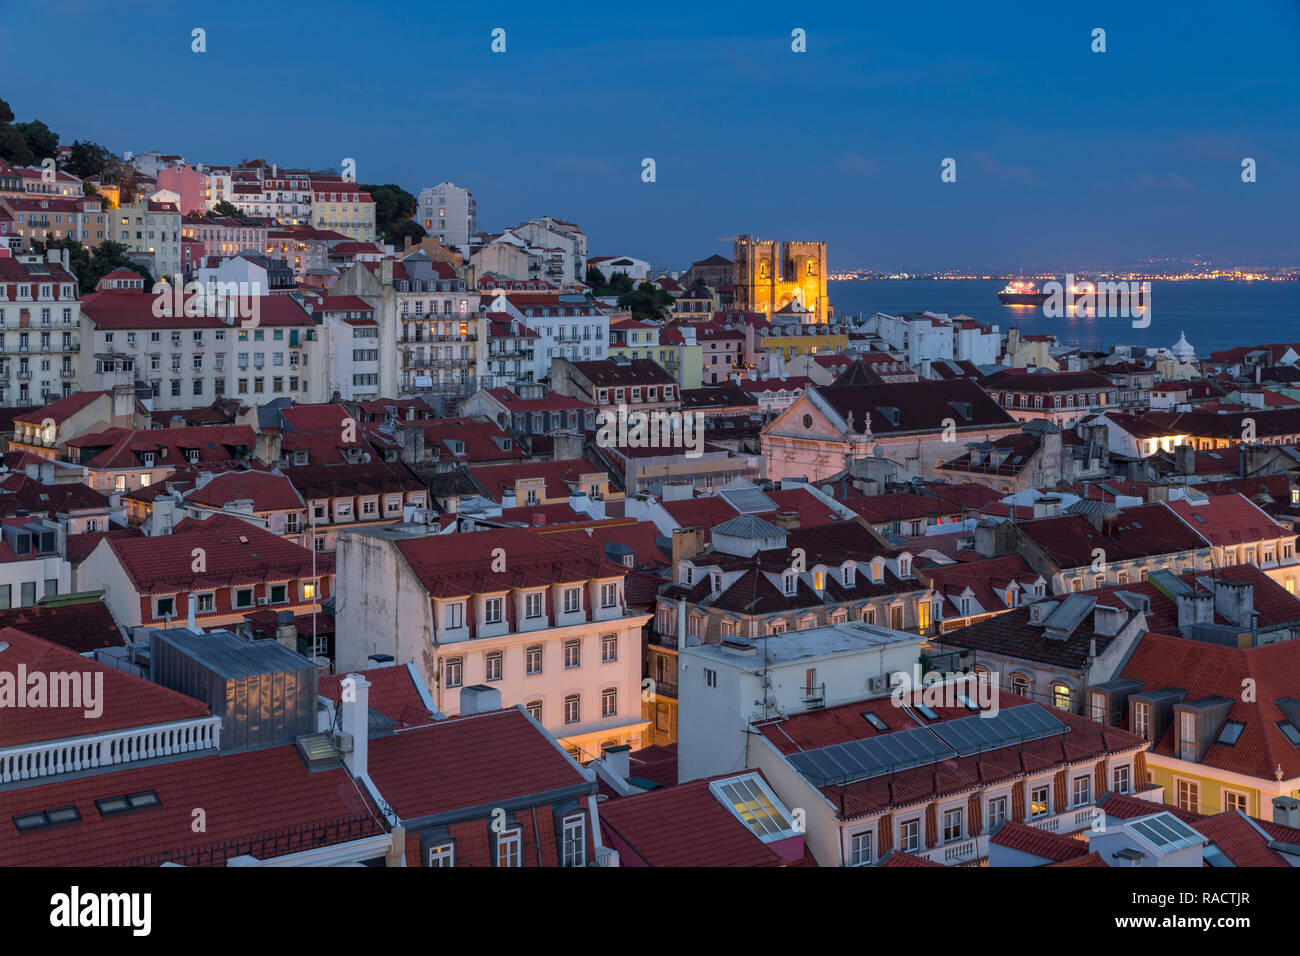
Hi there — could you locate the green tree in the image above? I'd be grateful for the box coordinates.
[618,281,672,321]
[64,140,114,178]
[13,119,58,164]
[34,237,151,294]
[0,98,13,125]
[0,125,33,164]
[585,265,608,289]
[208,200,243,218]
[359,183,426,247]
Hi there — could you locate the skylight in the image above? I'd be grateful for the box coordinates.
[862,711,890,732]
[1278,721,1300,747]
[95,791,161,816]
[14,805,81,832]
[915,704,940,721]
[1216,721,1245,746]
[1130,813,1203,852]
[709,773,801,843]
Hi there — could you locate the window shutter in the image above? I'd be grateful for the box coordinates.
[1054,770,1067,811]
[967,793,982,835]
[925,804,937,848]
[877,813,893,855]
[1012,781,1026,822]
[1134,751,1148,783]
[1095,760,1107,798]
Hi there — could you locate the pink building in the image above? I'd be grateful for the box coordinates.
[156,164,206,216]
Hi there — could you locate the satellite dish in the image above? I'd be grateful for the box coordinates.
[821,484,836,499]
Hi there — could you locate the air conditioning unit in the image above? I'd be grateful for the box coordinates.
[867,675,889,692]
[332,732,353,753]
[256,596,269,605]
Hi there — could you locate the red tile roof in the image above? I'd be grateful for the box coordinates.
[65,425,256,470]
[184,470,304,513]
[879,850,943,867]
[394,527,625,599]
[757,695,1146,821]
[0,599,122,654]
[365,708,590,820]
[1167,493,1293,547]
[318,664,436,727]
[598,774,791,866]
[1018,503,1206,568]
[470,459,607,502]
[14,390,110,427]
[1120,632,1300,781]
[104,514,328,594]
[0,626,209,749]
[989,820,1090,861]
[0,743,381,866]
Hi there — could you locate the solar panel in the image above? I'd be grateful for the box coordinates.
[1131,813,1203,852]
[720,487,778,515]
[787,704,1071,788]
[931,703,1069,756]
[787,725,953,787]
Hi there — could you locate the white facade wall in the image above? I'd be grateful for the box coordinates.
[417,183,476,251]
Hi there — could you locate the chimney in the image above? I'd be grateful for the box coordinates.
[677,598,688,651]
[111,383,136,422]
[274,610,297,650]
[1272,796,1300,827]
[340,673,370,779]
[1213,578,1254,629]
[769,510,799,531]
[1176,590,1214,631]
[1174,443,1195,476]
[460,684,502,715]
[254,430,282,465]
[672,526,705,565]
[501,489,517,509]
[187,593,197,630]
[603,743,631,780]
[1092,603,1126,637]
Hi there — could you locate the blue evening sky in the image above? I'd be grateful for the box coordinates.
[6,0,1298,272]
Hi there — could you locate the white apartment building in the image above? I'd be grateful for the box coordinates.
[0,248,81,407]
[78,272,337,411]
[677,622,924,783]
[508,217,588,289]
[335,525,652,760]
[110,199,182,281]
[487,292,607,382]
[417,182,476,251]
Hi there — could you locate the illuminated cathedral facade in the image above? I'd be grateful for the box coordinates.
[732,236,829,323]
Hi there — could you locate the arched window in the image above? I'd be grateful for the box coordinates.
[1052,684,1071,711]
[1011,674,1029,697]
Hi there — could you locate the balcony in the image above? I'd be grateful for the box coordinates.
[17,370,31,380]
[915,834,988,866]
[1028,806,1098,834]
[60,368,76,378]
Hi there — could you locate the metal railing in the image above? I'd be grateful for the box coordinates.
[112,813,388,867]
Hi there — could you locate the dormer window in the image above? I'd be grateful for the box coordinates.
[871,561,883,583]
[898,557,911,578]
[812,570,826,592]
[841,562,856,587]
[1006,588,1018,607]
[679,564,694,587]
[782,570,797,596]
[1030,605,1042,623]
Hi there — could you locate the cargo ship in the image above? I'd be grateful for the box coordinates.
[997,280,1049,305]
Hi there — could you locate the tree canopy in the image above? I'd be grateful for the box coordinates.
[359,183,427,248]
[32,237,153,294]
